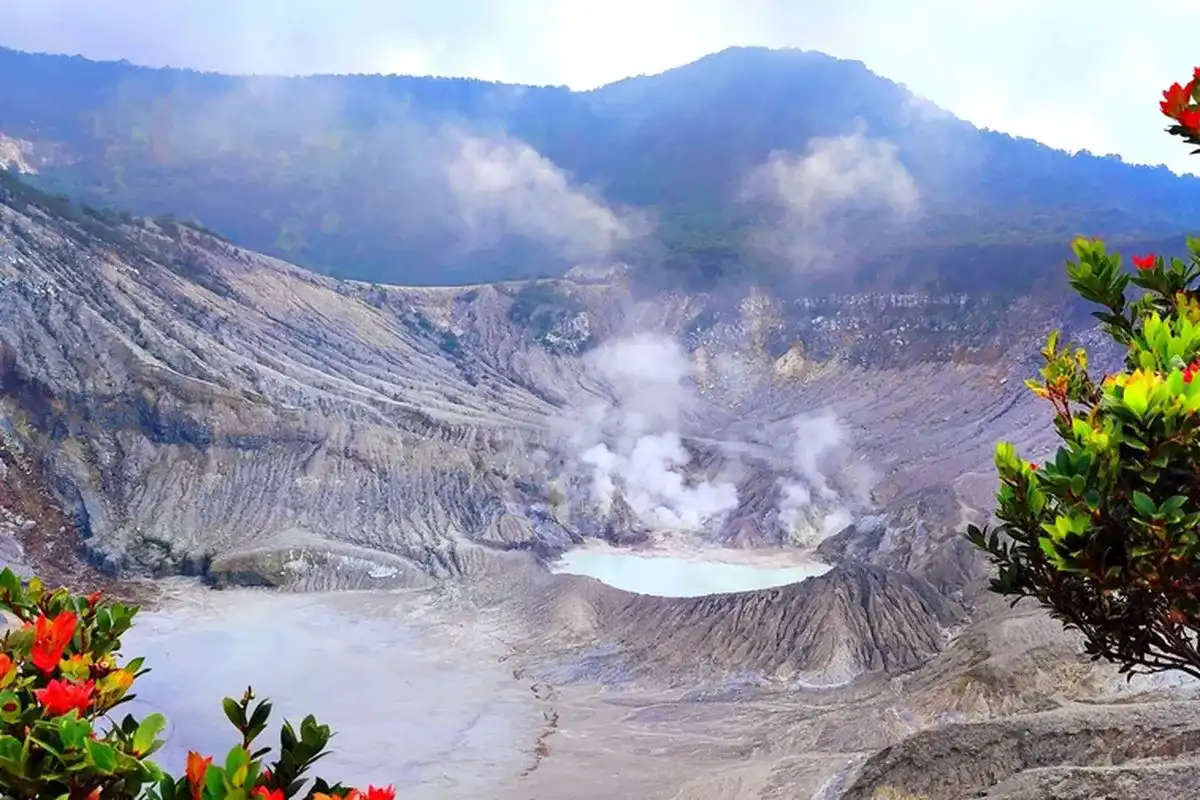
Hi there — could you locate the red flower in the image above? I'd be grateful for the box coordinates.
[34,678,94,717]
[251,789,285,800]
[86,590,104,609]
[1132,254,1156,271]
[1186,360,1200,384]
[31,611,78,674]
[1179,108,1200,132]
[1162,81,1191,118]
[365,787,396,800]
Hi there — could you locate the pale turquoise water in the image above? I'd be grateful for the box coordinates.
[550,548,830,597]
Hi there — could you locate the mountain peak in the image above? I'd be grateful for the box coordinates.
[0,43,1198,290]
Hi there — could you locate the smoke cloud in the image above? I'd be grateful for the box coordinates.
[741,128,920,270]
[565,333,739,532]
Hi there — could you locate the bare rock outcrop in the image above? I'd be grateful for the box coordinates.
[839,701,1200,800]
[0,170,1061,591]
[596,563,964,684]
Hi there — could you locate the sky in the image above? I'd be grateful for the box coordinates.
[2,0,1199,174]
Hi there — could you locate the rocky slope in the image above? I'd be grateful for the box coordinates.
[9,168,1186,797]
[0,167,1069,586]
[839,700,1200,800]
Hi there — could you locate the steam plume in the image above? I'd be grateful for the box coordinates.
[566,333,739,532]
[776,410,874,546]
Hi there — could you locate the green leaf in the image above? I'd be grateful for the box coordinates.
[1124,379,1151,417]
[156,773,180,800]
[58,711,91,750]
[248,700,272,732]
[1132,491,1157,518]
[223,697,246,730]
[133,712,167,756]
[1161,495,1188,517]
[85,739,119,774]
[224,745,251,788]
[1038,536,1060,562]
[0,734,23,772]
[280,721,296,751]
[0,569,21,606]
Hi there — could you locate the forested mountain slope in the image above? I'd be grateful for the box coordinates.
[1,45,1196,289]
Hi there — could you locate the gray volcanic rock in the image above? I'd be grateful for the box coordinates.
[595,563,964,685]
[838,701,1200,800]
[0,172,1062,594]
[818,486,986,597]
[10,172,1200,799]
[981,760,1200,800]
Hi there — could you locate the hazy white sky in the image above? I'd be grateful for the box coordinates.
[2,0,1199,174]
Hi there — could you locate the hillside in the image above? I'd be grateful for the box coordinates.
[0,162,1054,585]
[1,45,1198,290]
[6,143,1200,799]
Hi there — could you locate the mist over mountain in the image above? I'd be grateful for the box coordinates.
[2,44,1198,292]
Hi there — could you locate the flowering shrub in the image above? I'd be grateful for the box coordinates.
[0,567,395,799]
[1160,67,1200,150]
[967,68,1200,680]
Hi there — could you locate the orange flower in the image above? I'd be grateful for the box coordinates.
[34,678,94,717]
[326,788,394,800]
[1132,253,1156,271]
[31,611,77,674]
[0,652,14,687]
[251,788,284,800]
[186,751,213,800]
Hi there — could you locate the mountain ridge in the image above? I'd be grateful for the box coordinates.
[2,44,1198,290]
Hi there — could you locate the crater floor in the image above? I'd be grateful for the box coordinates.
[121,583,548,799]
